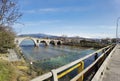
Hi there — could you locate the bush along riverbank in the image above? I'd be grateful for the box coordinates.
[63,40,108,49]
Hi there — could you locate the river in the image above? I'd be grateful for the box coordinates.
[20,39,97,77]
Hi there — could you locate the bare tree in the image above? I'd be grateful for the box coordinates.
[0,0,22,53]
[0,0,22,26]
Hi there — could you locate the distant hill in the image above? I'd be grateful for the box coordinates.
[18,33,60,38]
[18,33,101,41]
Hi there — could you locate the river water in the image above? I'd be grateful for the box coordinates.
[20,39,97,76]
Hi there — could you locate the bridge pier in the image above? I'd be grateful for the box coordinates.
[54,42,57,46]
[35,43,39,47]
[45,42,50,46]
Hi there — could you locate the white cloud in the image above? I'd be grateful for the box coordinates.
[23,6,93,14]
[13,20,61,34]
[14,20,61,27]
[97,25,116,30]
[81,33,115,38]
[23,8,58,14]
[38,8,59,12]
[29,20,60,26]
[45,32,115,38]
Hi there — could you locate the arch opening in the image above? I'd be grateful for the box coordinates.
[20,39,36,47]
[57,41,62,45]
[50,41,56,46]
[40,41,48,46]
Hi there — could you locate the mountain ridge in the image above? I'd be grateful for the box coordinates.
[18,33,60,38]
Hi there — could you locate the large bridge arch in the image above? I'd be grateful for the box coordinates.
[15,37,39,47]
[19,38,36,46]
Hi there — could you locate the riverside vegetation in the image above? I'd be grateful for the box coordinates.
[63,39,109,49]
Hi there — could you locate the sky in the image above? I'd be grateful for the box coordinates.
[14,0,120,38]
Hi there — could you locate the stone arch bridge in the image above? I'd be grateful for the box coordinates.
[15,37,63,47]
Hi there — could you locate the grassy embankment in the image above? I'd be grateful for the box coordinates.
[0,59,31,81]
[0,50,34,81]
[0,59,17,81]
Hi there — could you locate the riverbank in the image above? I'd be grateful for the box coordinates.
[0,59,32,81]
[14,47,41,80]
[0,47,38,81]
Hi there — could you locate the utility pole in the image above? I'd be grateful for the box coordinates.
[116,17,120,44]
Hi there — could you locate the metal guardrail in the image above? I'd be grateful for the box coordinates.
[31,45,114,81]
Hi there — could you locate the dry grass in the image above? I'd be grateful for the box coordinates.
[17,66,29,71]
[0,60,18,81]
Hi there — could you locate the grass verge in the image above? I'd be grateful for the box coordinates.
[0,60,17,81]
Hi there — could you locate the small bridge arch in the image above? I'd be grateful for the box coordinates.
[40,40,49,46]
[57,40,62,45]
[50,40,57,46]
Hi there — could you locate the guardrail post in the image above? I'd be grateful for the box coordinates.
[78,61,84,81]
[102,49,105,53]
[102,49,106,61]
[105,47,111,57]
[51,69,58,81]
[94,53,98,60]
[94,53,98,72]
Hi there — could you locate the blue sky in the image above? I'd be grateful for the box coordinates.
[14,0,120,38]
